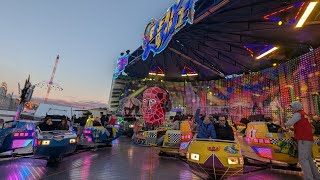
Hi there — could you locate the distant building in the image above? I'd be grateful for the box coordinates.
[0,82,18,110]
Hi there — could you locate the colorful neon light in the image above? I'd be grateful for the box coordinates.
[179,142,190,150]
[264,2,306,25]
[256,47,278,60]
[244,44,269,55]
[114,53,129,79]
[13,132,31,137]
[251,146,273,159]
[295,2,306,20]
[243,46,254,55]
[142,0,197,60]
[11,139,33,149]
[296,2,318,28]
[149,66,165,76]
[244,44,279,59]
[83,130,91,134]
[264,5,294,20]
[182,66,198,76]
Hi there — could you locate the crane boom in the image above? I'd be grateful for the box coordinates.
[44,55,60,103]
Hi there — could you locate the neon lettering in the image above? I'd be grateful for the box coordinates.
[142,0,196,60]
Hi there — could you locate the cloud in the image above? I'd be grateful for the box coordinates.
[30,96,107,109]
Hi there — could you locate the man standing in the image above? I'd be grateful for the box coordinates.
[100,112,108,127]
[284,101,320,180]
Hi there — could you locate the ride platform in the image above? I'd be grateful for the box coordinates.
[0,137,305,179]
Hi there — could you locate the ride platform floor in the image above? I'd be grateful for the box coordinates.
[0,137,303,180]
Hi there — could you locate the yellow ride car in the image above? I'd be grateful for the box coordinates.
[187,139,243,180]
[243,122,320,168]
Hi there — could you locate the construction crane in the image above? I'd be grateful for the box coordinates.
[44,55,60,103]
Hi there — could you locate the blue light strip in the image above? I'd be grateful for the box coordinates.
[244,44,275,56]
[258,45,274,55]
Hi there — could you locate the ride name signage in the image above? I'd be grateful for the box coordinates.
[114,53,129,79]
[142,0,196,60]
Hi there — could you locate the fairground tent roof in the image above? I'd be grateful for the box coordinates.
[123,0,320,81]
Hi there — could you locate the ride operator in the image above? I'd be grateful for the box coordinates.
[284,101,320,180]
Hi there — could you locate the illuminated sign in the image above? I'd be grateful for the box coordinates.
[142,0,197,60]
[114,53,129,79]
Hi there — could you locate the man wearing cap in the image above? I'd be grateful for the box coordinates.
[284,101,320,180]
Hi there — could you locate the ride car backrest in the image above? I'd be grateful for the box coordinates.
[248,114,265,122]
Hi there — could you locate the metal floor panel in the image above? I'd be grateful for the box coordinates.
[0,137,304,180]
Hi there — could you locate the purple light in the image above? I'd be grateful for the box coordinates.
[34,139,38,147]
[83,130,91,134]
[251,146,273,159]
[85,136,92,143]
[179,142,190,150]
[114,53,129,79]
[11,139,33,149]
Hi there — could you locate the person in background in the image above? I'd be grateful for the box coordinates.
[172,117,181,130]
[132,117,143,140]
[93,117,102,126]
[156,117,180,145]
[209,115,216,124]
[240,117,250,136]
[100,112,108,126]
[284,101,320,180]
[187,115,195,130]
[265,117,282,133]
[214,116,234,141]
[85,115,95,127]
[39,117,55,131]
[194,108,216,139]
[312,115,320,136]
[57,118,69,130]
[108,115,117,126]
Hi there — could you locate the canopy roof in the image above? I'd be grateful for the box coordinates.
[124,0,320,81]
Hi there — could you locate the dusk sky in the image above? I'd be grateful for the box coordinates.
[0,0,172,107]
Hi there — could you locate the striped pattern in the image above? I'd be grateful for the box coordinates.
[314,157,320,172]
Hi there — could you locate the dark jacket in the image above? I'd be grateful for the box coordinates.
[79,117,87,126]
[195,109,216,139]
[39,123,55,131]
[57,124,69,130]
[100,115,108,125]
[312,121,320,135]
[214,123,235,141]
